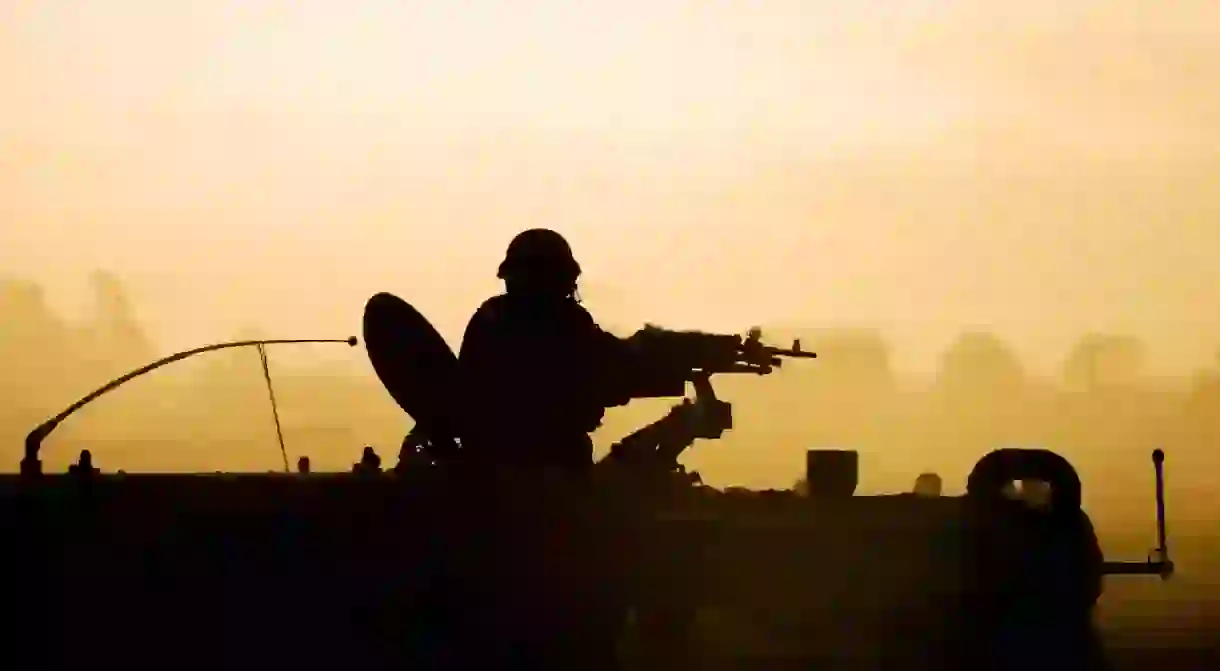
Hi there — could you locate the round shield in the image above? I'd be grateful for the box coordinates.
[362,292,458,431]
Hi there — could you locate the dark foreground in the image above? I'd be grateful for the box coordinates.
[0,470,1147,670]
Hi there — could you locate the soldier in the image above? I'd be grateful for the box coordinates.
[451,228,644,669]
[457,228,640,473]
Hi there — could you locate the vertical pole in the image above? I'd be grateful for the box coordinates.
[1152,448,1167,561]
[257,344,290,473]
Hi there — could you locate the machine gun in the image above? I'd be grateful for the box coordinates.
[602,326,817,476]
[625,325,816,381]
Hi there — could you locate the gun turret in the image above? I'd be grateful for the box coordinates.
[601,371,732,474]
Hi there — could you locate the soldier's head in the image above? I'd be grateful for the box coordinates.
[497,228,582,300]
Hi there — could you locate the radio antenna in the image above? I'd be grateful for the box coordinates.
[21,336,359,476]
[256,343,290,473]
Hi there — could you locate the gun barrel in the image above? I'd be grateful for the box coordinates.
[774,349,818,359]
[704,362,773,375]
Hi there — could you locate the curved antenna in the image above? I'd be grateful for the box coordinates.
[21,337,359,476]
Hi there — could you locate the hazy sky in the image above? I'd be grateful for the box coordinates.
[3,0,1218,374]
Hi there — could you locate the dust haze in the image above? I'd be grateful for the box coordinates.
[2,0,1218,650]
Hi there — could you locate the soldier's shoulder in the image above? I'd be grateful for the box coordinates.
[462,296,508,336]
[564,300,597,325]
[473,294,510,318]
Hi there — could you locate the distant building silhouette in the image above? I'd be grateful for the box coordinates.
[936,331,1028,397]
[1063,333,1148,391]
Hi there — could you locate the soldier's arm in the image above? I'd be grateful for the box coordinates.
[589,327,634,407]
[589,321,687,404]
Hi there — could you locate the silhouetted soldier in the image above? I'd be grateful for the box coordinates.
[451,228,641,668]
[297,456,310,474]
[457,228,638,472]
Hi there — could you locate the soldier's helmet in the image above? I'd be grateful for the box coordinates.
[497,228,582,293]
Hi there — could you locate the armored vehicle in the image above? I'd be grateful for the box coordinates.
[1,294,1174,670]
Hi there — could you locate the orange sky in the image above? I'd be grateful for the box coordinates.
[3,0,1218,375]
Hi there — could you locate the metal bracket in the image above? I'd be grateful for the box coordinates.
[1101,448,1174,580]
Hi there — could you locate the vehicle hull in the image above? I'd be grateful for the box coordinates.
[1,470,1106,669]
